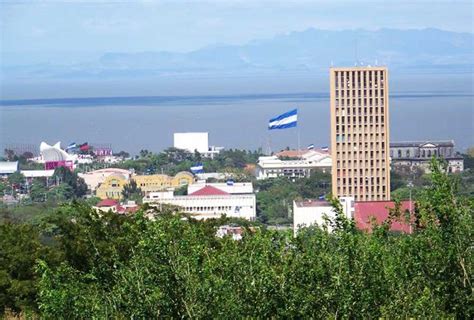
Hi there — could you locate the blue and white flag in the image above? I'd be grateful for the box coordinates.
[66,142,77,150]
[268,109,297,130]
[307,144,315,150]
[190,163,204,174]
[321,146,329,152]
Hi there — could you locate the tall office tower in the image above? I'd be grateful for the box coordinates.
[330,67,390,201]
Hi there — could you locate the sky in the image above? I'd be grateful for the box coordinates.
[1,0,473,65]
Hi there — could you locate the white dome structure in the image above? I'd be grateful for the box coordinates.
[40,141,74,162]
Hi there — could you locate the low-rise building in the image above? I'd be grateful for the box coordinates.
[0,161,19,177]
[96,173,129,200]
[143,184,256,220]
[390,140,464,173]
[93,199,120,212]
[354,200,414,233]
[293,197,354,235]
[256,150,332,180]
[133,171,194,194]
[93,199,139,214]
[294,198,415,235]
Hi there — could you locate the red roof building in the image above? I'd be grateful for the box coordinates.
[189,185,229,196]
[354,200,414,233]
[96,199,119,207]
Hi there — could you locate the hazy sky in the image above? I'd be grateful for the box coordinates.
[1,0,473,57]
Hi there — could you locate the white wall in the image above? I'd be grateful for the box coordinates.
[173,132,209,153]
[293,197,354,236]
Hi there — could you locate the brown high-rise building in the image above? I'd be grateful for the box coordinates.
[330,67,390,201]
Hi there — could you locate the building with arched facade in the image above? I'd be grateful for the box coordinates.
[132,171,194,194]
[96,174,129,200]
[390,140,464,173]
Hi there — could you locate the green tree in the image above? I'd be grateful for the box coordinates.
[29,179,47,202]
[122,180,144,203]
[0,223,60,315]
[47,183,74,202]
[7,172,24,187]
[3,149,15,161]
[52,167,87,198]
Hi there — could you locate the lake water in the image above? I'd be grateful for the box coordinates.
[1,73,473,154]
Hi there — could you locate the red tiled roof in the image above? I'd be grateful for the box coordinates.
[276,149,330,158]
[189,185,229,196]
[354,200,414,233]
[276,150,308,158]
[116,205,139,214]
[124,206,139,213]
[97,199,119,207]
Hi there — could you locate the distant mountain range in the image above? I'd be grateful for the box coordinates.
[3,28,473,79]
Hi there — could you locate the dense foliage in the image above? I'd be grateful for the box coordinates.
[0,160,472,318]
[256,171,331,224]
[115,148,261,177]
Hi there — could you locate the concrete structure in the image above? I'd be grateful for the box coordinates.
[0,161,19,176]
[39,142,72,162]
[390,140,464,173]
[293,197,355,235]
[133,172,194,194]
[96,173,130,200]
[354,200,414,233]
[256,151,332,180]
[330,67,391,201]
[79,168,132,192]
[173,132,222,158]
[143,184,256,220]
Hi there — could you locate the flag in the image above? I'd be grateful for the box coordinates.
[79,142,89,151]
[307,144,315,150]
[190,163,204,174]
[321,146,329,152]
[226,179,235,186]
[268,109,297,130]
[66,142,77,150]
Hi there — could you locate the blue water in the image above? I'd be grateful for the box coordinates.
[0,73,473,154]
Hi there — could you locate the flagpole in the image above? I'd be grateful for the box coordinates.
[267,132,272,155]
[297,127,301,158]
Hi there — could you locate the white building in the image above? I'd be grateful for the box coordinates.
[293,197,354,236]
[143,184,256,221]
[173,132,222,158]
[256,151,332,180]
[0,161,19,176]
